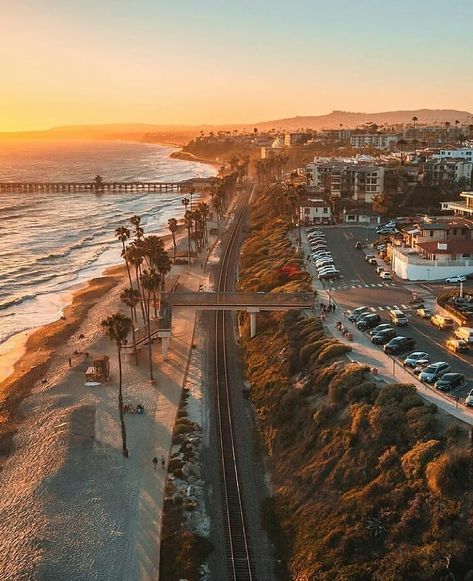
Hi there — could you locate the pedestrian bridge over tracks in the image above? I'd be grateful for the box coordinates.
[124,291,315,359]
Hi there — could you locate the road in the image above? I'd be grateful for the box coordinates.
[303,225,473,402]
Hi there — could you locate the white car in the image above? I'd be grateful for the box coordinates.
[445,275,467,284]
[465,390,473,407]
[379,271,392,280]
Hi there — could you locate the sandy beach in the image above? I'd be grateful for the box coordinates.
[0,192,218,579]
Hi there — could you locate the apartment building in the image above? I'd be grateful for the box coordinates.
[299,198,332,224]
[423,159,473,187]
[444,192,473,216]
[350,134,400,149]
[306,161,385,202]
[438,148,473,162]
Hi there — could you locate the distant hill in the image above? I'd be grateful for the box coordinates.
[1,109,472,142]
[251,109,473,131]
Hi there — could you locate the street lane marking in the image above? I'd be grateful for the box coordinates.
[393,305,399,309]
[378,306,384,311]
[401,304,408,309]
[370,307,377,312]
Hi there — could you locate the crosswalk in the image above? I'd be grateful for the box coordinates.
[322,282,396,291]
[368,304,412,312]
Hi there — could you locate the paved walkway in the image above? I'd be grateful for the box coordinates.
[318,301,473,427]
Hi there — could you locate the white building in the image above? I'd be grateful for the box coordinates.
[444,192,473,216]
[438,148,473,162]
[350,134,399,149]
[353,166,385,203]
[299,198,332,224]
[306,160,385,202]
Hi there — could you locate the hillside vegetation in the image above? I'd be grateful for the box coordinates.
[240,186,473,580]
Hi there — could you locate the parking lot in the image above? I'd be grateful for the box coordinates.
[303,225,473,407]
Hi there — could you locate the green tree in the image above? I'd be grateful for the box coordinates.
[101,312,132,457]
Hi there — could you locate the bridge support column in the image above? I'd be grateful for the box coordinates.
[158,330,171,360]
[247,307,260,338]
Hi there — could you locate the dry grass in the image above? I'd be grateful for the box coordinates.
[239,185,473,580]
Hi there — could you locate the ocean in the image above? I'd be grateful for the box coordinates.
[0,140,216,366]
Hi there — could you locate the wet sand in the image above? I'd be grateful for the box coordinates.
[0,266,123,463]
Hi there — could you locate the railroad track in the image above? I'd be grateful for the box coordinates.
[214,189,255,581]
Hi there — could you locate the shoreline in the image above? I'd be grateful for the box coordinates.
[0,265,123,461]
[170,149,220,166]
[0,185,210,467]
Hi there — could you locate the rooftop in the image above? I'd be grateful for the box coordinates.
[417,239,473,255]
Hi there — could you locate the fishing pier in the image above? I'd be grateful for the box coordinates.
[0,176,218,194]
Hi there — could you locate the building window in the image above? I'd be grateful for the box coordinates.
[323,207,328,213]
[430,231,434,237]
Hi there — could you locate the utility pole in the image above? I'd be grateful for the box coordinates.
[460,280,464,299]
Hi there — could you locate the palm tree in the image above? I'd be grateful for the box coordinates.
[397,139,408,165]
[115,226,133,288]
[101,313,132,458]
[130,215,144,240]
[168,218,178,260]
[181,197,190,217]
[140,268,161,382]
[184,210,193,267]
[125,242,146,324]
[412,116,418,142]
[120,287,141,365]
[197,201,210,242]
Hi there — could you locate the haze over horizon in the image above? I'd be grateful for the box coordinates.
[2,0,473,131]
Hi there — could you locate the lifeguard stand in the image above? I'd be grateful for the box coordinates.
[85,356,110,383]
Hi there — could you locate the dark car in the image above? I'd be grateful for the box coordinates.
[369,323,393,336]
[435,373,466,392]
[383,336,416,355]
[419,362,451,383]
[357,313,381,330]
[371,328,397,345]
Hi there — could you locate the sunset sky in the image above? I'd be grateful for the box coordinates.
[2,0,472,131]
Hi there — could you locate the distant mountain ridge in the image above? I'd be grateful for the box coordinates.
[251,109,473,131]
[1,109,472,141]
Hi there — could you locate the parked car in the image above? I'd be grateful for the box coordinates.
[389,309,408,326]
[369,323,393,336]
[365,254,375,262]
[348,306,370,321]
[371,328,397,344]
[446,338,469,353]
[368,258,378,266]
[435,373,466,392]
[357,313,381,330]
[383,336,416,355]
[431,314,455,331]
[465,389,473,406]
[403,351,429,368]
[445,275,467,283]
[413,360,430,376]
[419,362,451,383]
[416,307,432,319]
[376,265,385,274]
[379,271,392,280]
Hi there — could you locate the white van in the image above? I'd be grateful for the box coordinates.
[454,326,473,343]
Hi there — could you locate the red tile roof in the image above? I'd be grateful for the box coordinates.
[417,239,473,255]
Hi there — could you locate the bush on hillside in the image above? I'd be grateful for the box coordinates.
[426,449,472,496]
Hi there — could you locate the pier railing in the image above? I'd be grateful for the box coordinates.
[0,178,217,194]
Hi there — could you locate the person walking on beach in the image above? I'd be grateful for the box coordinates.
[153,456,158,471]
[68,357,72,367]
[161,455,166,470]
